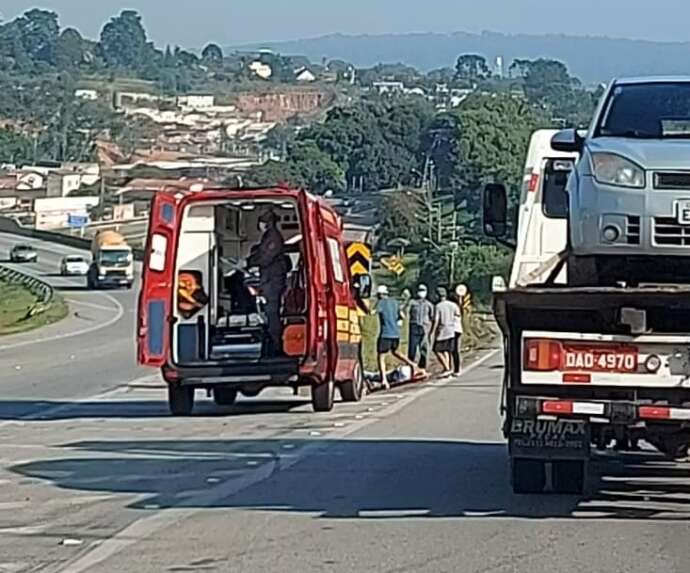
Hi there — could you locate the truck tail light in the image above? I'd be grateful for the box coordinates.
[524,339,563,371]
[639,406,671,420]
[563,373,591,384]
[542,400,574,415]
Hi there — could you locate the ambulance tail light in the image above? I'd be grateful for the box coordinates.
[528,172,540,193]
[524,339,563,372]
[283,322,307,357]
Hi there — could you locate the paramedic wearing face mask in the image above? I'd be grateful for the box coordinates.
[406,284,434,370]
[248,209,290,357]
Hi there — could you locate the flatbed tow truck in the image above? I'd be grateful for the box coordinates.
[493,281,690,494]
[484,122,690,494]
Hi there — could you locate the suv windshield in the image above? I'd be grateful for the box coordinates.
[598,82,690,138]
[15,245,33,252]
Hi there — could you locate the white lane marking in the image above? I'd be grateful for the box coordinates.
[65,298,120,313]
[0,293,124,352]
[53,348,501,573]
[0,502,29,510]
[463,510,506,517]
[358,509,430,518]
[0,525,48,536]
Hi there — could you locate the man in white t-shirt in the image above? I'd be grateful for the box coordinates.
[432,287,461,378]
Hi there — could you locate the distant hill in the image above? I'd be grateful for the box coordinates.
[233,31,690,84]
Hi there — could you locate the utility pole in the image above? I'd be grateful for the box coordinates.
[99,168,106,219]
[448,240,459,286]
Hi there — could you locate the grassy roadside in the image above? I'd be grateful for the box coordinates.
[0,279,68,336]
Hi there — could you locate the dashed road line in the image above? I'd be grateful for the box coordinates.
[64,298,120,313]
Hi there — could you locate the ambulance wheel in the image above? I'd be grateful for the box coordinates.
[552,460,585,495]
[169,385,194,416]
[339,362,364,403]
[511,458,546,494]
[312,380,335,412]
[213,387,238,406]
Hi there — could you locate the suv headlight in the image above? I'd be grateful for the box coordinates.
[591,153,645,188]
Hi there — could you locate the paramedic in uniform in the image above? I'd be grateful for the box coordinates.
[248,210,290,357]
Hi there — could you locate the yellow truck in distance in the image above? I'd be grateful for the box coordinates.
[88,230,134,290]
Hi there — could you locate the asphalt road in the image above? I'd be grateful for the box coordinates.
[0,234,689,572]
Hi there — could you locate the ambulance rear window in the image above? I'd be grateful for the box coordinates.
[327,238,345,283]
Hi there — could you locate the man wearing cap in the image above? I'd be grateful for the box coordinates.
[407,284,434,370]
[248,209,290,356]
[432,287,461,378]
[374,285,421,390]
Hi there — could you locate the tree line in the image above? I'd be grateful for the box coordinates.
[244,57,600,295]
[248,57,598,200]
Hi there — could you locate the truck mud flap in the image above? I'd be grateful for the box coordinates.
[509,418,590,460]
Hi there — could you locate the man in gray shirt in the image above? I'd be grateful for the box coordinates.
[407,284,434,370]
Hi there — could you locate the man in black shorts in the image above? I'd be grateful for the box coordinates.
[432,287,461,378]
[374,285,421,389]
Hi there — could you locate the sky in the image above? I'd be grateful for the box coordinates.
[2,0,690,47]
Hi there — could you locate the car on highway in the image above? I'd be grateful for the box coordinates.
[60,255,90,276]
[552,76,690,283]
[9,244,38,263]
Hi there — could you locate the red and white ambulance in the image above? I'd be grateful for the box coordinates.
[137,185,368,415]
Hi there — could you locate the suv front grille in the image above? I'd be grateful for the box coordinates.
[626,215,641,245]
[654,172,690,190]
[654,217,690,246]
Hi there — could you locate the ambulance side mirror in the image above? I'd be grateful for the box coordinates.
[353,274,372,300]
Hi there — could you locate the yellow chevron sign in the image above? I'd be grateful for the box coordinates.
[463,293,472,312]
[347,242,372,277]
[382,256,405,277]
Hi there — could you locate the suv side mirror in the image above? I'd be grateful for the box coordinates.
[551,129,584,153]
[483,183,508,238]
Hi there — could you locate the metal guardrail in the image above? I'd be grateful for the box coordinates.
[0,264,55,318]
